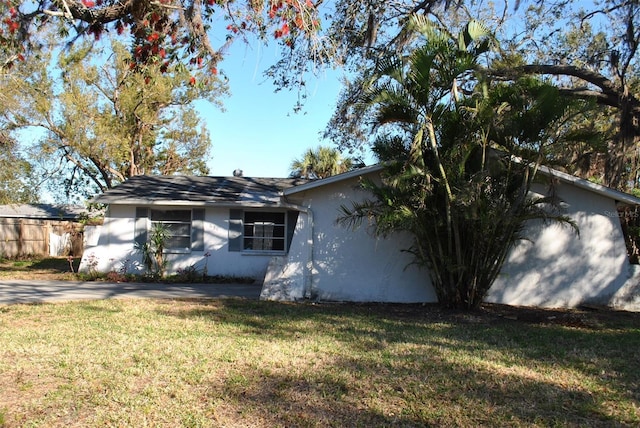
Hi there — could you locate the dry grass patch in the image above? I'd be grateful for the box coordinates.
[0,299,638,427]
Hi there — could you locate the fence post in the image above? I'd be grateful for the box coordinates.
[44,221,51,257]
[18,219,24,257]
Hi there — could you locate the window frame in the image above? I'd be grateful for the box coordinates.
[229,209,296,254]
[135,208,205,254]
[242,211,286,253]
[150,209,193,253]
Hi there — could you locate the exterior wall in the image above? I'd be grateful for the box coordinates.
[85,172,636,309]
[267,173,634,308]
[261,214,310,300]
[266,177,436,303]
[79,205,273,280]
[487,182,632,308]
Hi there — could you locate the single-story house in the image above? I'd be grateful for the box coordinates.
[82,165,640,310]
[0,204,89,257]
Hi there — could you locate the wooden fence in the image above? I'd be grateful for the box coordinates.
[0,219,84,258]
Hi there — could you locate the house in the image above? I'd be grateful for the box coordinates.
[83,175,309,278]
[0,204,89,258]
[82,166,640,310]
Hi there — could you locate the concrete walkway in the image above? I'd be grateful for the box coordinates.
[0,280,263,305]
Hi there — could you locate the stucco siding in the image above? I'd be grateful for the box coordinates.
[80,205,139,273]
[282,177,436,303]
[487,182,631,308]
[277,172,634,308]
[261,213,309,300]
[81,205,273,280]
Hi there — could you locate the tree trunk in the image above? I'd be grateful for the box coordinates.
[605,95,638,190]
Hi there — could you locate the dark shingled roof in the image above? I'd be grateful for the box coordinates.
[94,175,310,206]
[0,204,88,219]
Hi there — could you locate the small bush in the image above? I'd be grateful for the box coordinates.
[174,264,203,283]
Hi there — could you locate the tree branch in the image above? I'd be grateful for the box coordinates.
[556,88,618,108]
[490,64,640,113]
[60,146,108,192]
[499,64,618,97]
[51,0,133,24]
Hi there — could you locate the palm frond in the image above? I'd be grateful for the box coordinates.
[408,14,448,44]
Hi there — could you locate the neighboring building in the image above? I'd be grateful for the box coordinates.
[0,204,89,257]
[82,166,640,310]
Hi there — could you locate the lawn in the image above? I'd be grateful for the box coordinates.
[0,257,253,284]
[0,257,80,281]
[0,298,638,427]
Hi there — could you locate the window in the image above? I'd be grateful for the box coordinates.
[135,208,204,253]
[229,210,297,253]
[151,209,192,251]
[243,212,285,251]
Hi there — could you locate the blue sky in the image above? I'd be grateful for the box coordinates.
[197,41,356,178]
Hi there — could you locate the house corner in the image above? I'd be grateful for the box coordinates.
[260,255,306,301]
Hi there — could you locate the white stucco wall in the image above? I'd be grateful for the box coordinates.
[267,173,634,308]
[83,225,102,247]
[261,212,310,300]
[79,205,274,280]
[269,177,436,303]
[487,182,631,308]
[79,205,139,273]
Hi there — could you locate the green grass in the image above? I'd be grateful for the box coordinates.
[0,257,253,284]
[0,299,638,427]
[0,257,80,280]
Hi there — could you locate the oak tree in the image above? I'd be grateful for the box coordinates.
[0,0,320,77]
[322,0,639,190]
[0,40,222,201]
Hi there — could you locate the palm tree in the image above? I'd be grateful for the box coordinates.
[289,146,355,179]
[338,17,577,309]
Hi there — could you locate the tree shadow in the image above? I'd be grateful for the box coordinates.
[0,257,79,274]
[28,257,80,272]
[156,300,640,426]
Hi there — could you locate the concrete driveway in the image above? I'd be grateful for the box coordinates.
[0,280,263,305]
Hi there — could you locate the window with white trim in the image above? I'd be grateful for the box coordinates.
[150,209,191,251]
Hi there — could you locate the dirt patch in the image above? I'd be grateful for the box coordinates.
[476,302,632,328]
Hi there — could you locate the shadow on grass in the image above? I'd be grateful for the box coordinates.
[209,368,428,427]
[156,299,640,426]
[0,257,80,273]
[205,350,612,427]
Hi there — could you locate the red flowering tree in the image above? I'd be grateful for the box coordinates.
[0,0,319,80]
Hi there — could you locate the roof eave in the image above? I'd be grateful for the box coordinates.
[93,198,289,209]
[283,162,640,206]
[283,164,385,196]
[537,165,640,206]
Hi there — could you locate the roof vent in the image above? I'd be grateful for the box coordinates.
[233,169,243,177]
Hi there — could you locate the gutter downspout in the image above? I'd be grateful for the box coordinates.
[281,200,314,299]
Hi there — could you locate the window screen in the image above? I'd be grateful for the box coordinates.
[150,209,192,251]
